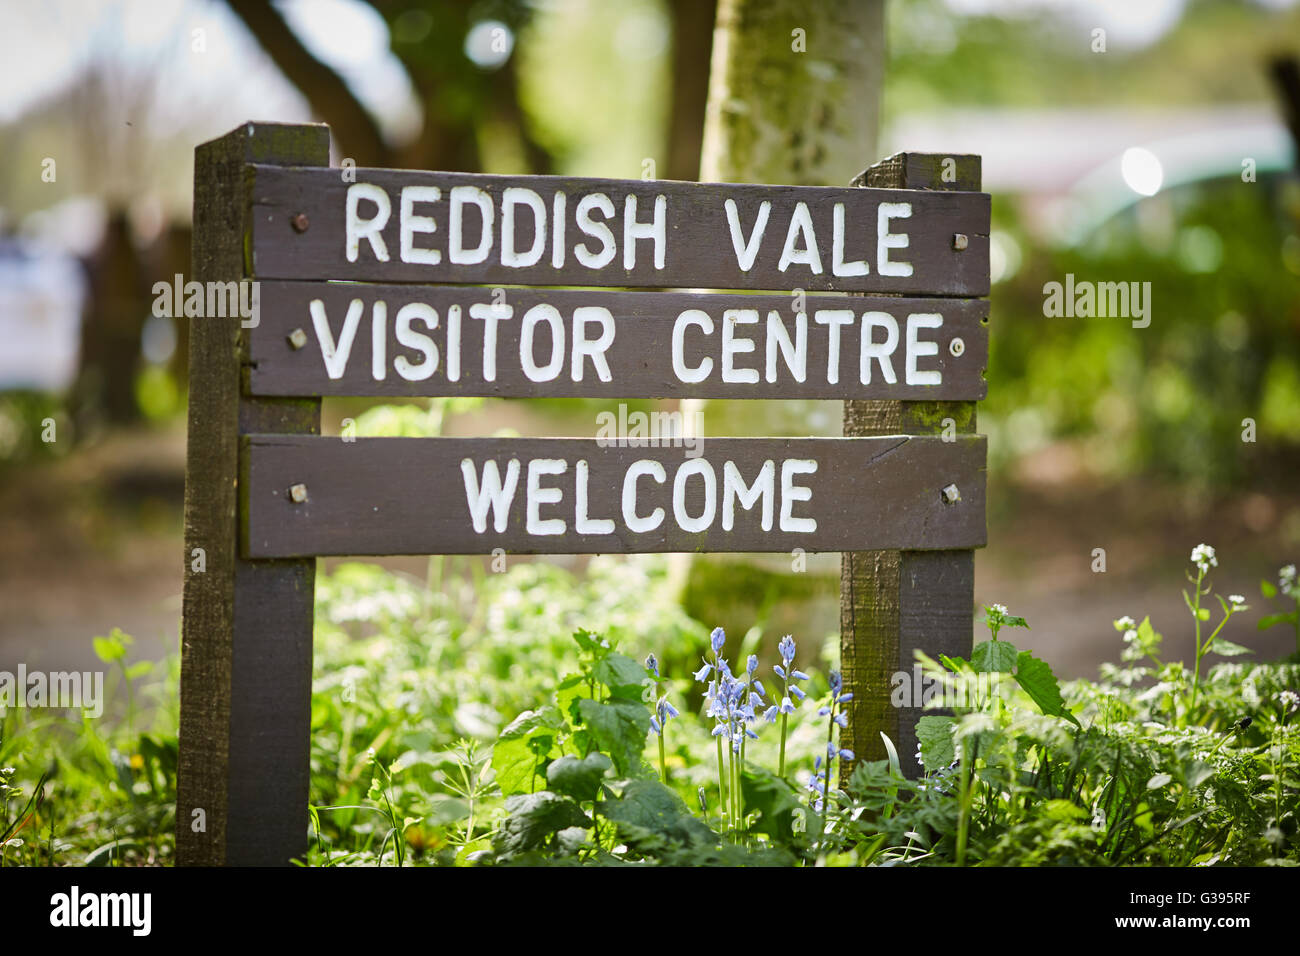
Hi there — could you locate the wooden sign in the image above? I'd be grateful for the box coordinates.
[249,282,988,400]
[178,122,990,867]
[243,435,986,557]
[249,165,989,295]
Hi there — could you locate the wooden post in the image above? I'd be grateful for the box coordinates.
[841,152,985,776]
[178,122,329,866]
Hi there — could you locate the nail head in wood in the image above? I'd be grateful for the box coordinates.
[287,328,308,350]
[942,483,961,504]
[289,483,309,503]
[953,233,968,251]
[949,337,965,357]
[291,213,310,233]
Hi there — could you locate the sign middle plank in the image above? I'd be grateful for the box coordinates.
[249,282,988,400]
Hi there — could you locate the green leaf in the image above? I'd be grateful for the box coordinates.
[1197,607,1211,622]
[739,767,803,843]
[916,715,956,771]
[546,753,612,802]
[125,660,153,680]
[600,779,713,847]
[1261,579,1278,599]
[92,629,132,664]
[84,840,145,866]
[939,654,968,672]
[594,653,653,701]
[576,699,650,775]
[1258,612,1297,632]
[971,639,1019,673]
[572,629,610,656]
[491,708,563,796]
[426,794,470,825]
[494,792,591,857]
[1208,639,1253,657]
[1147,772,1172,789]
[554,673,593,724]
[1013,651,1081,728]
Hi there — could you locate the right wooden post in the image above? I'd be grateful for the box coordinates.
[841,152,985,776]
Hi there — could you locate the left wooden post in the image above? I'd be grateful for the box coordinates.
[178,122,330,866]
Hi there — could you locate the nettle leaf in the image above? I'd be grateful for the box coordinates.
[1013,651,1081,728]
[595,653,652,701]
[546,753,612,802]
[491,708,563,796]
[572,629,610,657]
[576,698,650,775]
[495,792,591,857]
[916,715,956,771]
[971,639,1019,673]
[555,673,593,724]
[1260,579,1278,599]
[600,779,714,847]
[1209,639,1253,658]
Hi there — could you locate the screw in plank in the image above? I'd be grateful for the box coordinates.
[291,213,310,233]
[287,328,309,350]
[941,483,960,504]
[952,233,968,250]
[289,483,309,504]
[949,337,965,357]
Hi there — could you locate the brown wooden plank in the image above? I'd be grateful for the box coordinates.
[243,435,985,558]
[841,152,984,780]
[178,121,326,867]
[248,282,988,400]
[249,165,990,295]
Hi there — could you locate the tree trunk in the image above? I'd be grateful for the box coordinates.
[676,0,885,642]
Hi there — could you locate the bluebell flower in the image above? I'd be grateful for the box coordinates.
[789,685,806,701]
[780,695,796,714]
[747,654,758,676]
[693,660,712,681]
[763,704,779,722]
[645,653,659,678]
[711,627,726,654]
[778,634,796,665]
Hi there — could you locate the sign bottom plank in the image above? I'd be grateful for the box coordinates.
[242,435,986,557]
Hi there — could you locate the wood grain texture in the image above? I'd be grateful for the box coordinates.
[242,435,986,557]
[179,122,327,867]
[840,152,984,779]
[248,165,990,295]
[248,281,988,400]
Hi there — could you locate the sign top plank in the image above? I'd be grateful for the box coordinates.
[249,165,990,296]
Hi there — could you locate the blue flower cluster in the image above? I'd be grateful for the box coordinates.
[695,628,768,754]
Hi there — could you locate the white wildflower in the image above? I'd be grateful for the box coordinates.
[1115,615,1136,630]
[1278,690,1300,715]
[1229,594,1247,611]
[1190,544,1217,574]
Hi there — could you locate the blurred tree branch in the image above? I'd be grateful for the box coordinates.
[226,0,393,166]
